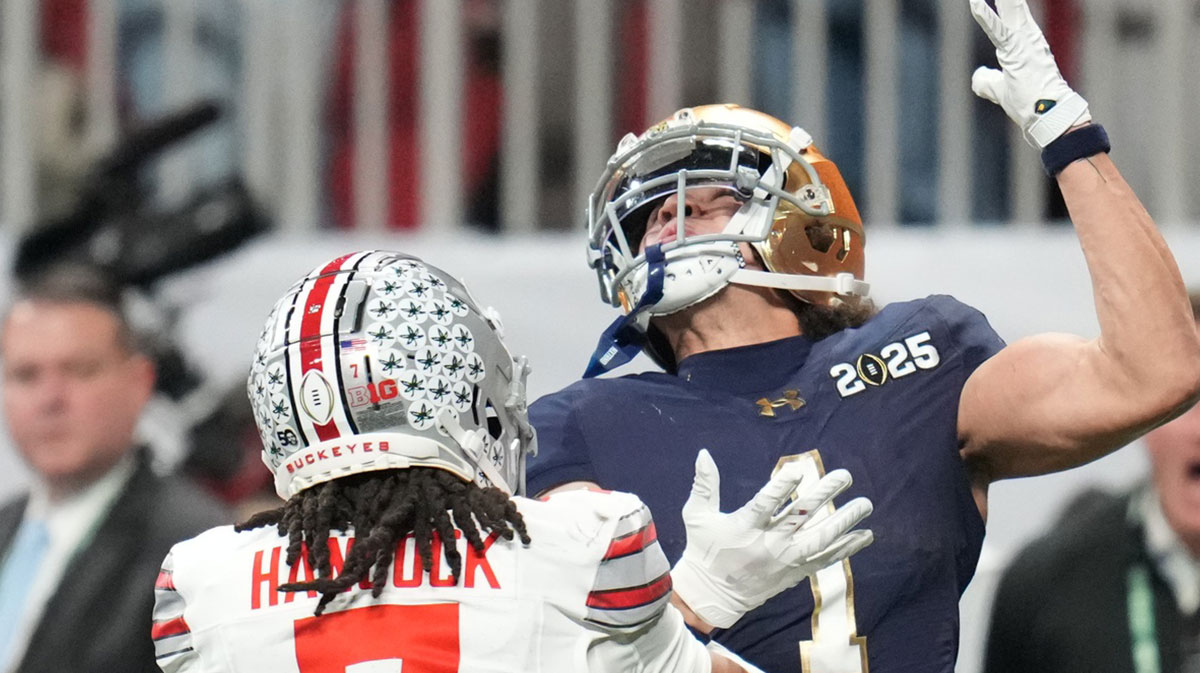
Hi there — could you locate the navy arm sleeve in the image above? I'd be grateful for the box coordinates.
[527,383,601,496]
[925,294,1006,380]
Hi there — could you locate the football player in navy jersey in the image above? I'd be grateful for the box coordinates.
[526,1,1200,672]
[153,251,875,673]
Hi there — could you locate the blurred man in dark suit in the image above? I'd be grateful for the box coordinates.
[0,266,229,673]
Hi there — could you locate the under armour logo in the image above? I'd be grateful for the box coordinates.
[756,390,805,417]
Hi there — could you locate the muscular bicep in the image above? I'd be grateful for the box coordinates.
[960,151,1200,483]
[958,332,1172,481]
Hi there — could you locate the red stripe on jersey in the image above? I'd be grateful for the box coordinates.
[151,616,190,641]
[603,521,657,561]
[586,572,672,610]
[155,570,175,590]
[297,254,356,442]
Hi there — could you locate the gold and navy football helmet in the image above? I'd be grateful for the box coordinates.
[586,104,868,318]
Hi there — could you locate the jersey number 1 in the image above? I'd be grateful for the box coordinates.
[776,451,869,673]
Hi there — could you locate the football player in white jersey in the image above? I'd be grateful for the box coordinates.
[151,251,873,673]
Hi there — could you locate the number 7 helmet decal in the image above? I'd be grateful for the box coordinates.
[248,251,537,500]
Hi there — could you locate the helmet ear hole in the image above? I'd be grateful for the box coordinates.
[804,222,836,254]
[472,388,504,441]
[484,401,503,440]
[836,234,851,262]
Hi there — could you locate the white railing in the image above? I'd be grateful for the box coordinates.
[1,0,1197,234]
[1,0,39,231]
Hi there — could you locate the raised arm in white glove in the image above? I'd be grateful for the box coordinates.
[968,0,1090,147]
[670,449,873,630]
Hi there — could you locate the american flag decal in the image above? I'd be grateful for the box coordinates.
[340,338,367,351]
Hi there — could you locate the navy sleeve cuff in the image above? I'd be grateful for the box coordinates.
[1041,124,1110,176]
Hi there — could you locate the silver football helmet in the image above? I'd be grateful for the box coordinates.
[248,251,536,500]
[586,104,869,318]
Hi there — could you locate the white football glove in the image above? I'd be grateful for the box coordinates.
[968,0,1091,147]
[671,449,874,629]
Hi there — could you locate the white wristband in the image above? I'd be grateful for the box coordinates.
[1026,92,1091,148]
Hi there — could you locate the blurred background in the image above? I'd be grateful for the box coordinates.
[1,0,1199,669]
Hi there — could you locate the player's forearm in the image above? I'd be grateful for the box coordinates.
[1059,149,1200,416]
[670,591,715,634]
[965,0,1200,452]
[669,595,749,672]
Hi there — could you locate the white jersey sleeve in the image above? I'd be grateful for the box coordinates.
[555,490,673,630]
[152,549,202,673]
[530,489,711,673]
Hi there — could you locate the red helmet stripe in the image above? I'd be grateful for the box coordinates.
[294,253,362,443]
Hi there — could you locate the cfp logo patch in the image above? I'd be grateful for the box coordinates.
[829,331,942,398]
[756,390,806,417]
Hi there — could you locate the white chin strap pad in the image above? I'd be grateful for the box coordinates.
[731,269,870,298]
[624,242,744,317]
[652,252,743,315]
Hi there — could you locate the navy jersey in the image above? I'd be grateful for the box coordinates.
[527,295,1006,673]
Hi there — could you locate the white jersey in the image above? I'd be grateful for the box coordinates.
[152,489,712,673]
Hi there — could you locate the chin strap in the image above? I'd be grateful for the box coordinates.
[583,244,666,378]
[730,269,870,297]
[504,355,536,495]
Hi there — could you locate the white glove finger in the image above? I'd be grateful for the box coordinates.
[683,449,721,515]
[775,496,872,565]
[790,468,854,514]
[967,0,1007,47]
[770,494,815,528]
[826,496,874,532]
[1018,2,1053,53]
[997,0,1036,28]
[768,472,849,527]
[799,495,873,541]
[971,67,1004,104]
[803,529,875,571]
[739,460,807,526]
[1003,0,1041,29]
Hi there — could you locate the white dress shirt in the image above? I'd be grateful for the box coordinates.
[1139,487,1200,616]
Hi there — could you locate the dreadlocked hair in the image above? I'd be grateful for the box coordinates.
[790,296,877,341]
[235,467,530,616]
